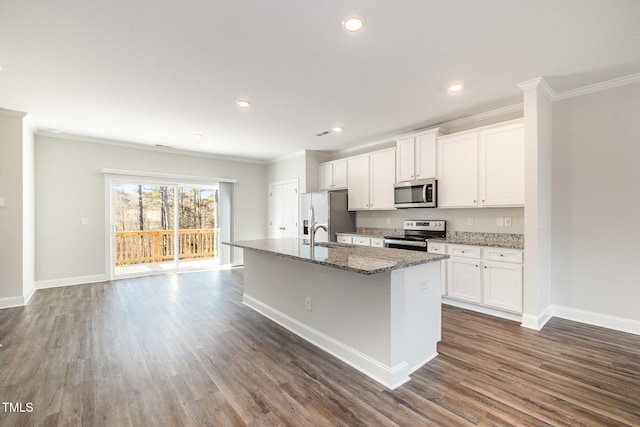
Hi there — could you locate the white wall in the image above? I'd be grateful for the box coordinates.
[35,136,267,283]
[22,117,35,300]
[356,207,524,233]
[0,110,25,302]
[551,82,640,322]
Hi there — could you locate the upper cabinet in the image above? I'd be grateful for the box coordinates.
[319,159,348,191]
[437,120,524,208]
[396,129,439,183]
[347,148,396,211]
[479,123,525,206]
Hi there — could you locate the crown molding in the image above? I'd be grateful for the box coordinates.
[518,72,640,102]
[0,107,27,119]
[517,77,557,101]
[553,72,640,101]
[436,103,524,132]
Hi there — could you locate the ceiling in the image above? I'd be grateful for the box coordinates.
[1,1,639,162]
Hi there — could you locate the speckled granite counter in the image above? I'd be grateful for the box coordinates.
[431,232,524,249]
[224,238,448,275]
[340,229,524,250]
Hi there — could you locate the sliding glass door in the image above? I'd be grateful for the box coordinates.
[111,181,220,277]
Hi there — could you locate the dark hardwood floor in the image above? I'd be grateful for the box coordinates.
[1,269,639,426]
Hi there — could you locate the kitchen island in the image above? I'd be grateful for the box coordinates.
[223,238,448,389]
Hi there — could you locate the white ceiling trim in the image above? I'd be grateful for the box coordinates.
[519,73,640,102]
[552,72,640,101]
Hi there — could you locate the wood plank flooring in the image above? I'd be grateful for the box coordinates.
[1,269,639,426]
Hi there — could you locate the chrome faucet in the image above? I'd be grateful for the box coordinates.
[310,222,328,247]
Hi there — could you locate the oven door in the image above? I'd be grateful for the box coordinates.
[384,238,427,251]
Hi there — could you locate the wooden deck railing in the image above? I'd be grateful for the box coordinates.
[116,228,219,265]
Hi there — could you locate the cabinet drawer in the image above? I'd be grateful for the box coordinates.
[483,248,523,263]
[352,237,371,246]
[337,235,353,244]
[448,245,481,259]
[370,238,384,248]
[427,241,446,254]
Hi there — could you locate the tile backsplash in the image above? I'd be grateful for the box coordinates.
[356,207,524,234]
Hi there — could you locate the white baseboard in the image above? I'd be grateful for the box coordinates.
[442,297,523,323]
[243,294,410,390]
[521,306,553,331]
[0,295,26,309]
[36,274,107,289]
[23,285,36,305]
[552,305,640,336]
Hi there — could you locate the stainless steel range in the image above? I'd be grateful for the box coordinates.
[384,220,446,251]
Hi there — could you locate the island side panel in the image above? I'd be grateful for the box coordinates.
[390,262,441,374]
[242,250,393,374]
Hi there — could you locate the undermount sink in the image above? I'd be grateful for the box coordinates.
[314,241,354,249]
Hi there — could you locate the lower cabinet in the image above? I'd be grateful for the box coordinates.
[483,260,523,312]
[432,243,523,315]
[336,235,384,248]
[448,256,482,303]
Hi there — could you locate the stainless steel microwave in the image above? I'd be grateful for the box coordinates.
[394,179,437,208]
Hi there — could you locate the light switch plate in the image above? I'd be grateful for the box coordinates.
[0,197,5,207]
[81,217,89,226]
[497,217,504,227]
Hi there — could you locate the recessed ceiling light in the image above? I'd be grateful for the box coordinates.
[193,133,203,139]
[448,82,465,93]
[332,126,343,133]
[342,15,365,32]
[236,99,252,109]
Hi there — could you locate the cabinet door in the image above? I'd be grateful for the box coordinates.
[318,163,334,190]
[332,159,348,189]
[347,156,370,210]
[483,260,523,312]
[447,257,482,303]
[479,123,525,206]
[370,238,384,248]
[415,131,437,180]
[438,133,478,207]
[352,236,371,246]
[396,137,416,182]
[369,150,396,210]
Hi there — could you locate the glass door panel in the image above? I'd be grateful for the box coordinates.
[177,185,220,271]
[114,184,176,276]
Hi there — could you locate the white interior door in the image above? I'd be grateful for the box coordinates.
[269,180,299,238]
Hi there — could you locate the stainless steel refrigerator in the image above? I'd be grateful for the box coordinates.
[300,190,356,243]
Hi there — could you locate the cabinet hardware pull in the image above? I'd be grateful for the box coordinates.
[484,266,487,269]
[500,254,504,257]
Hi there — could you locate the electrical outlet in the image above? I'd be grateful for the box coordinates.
[467,217,474,226]
[497,217,504,227]
[0,197,5,207]
[81,217,89,226]
[386,217,391,225]
[305,296,312,311]
[504,217,512,227]
[420,280,429,290]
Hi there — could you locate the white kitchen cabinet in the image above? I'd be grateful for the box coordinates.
[370,237,385,248]
[319,159,348,190]
[479,123,525,206]
[441,243,524,315]
[437,120,524,208]
[437,133,479,207]
[347,155,370,210]
[396,130,438,183]
[483,260,523,313]
[369,150,396,210]
[337,235,353,244]
[352,236,371,246]
[447,257,482,304]
[347,148,396,211]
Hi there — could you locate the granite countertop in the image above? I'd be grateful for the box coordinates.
[223,238,448,275]
[340,229,524,250]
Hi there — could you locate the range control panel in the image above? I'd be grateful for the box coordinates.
[403,220,446,231]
